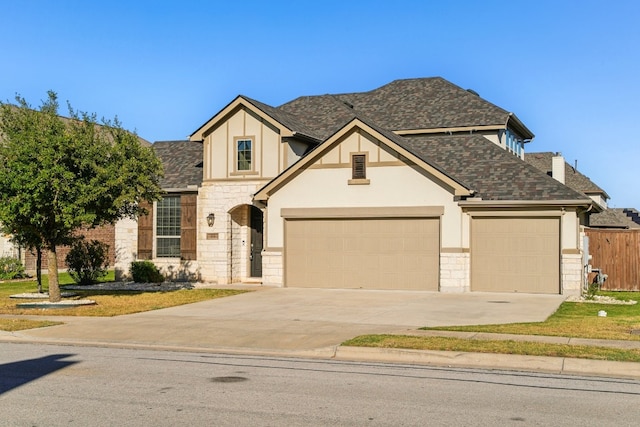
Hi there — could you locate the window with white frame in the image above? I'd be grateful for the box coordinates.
[505,130,524,156]
[156,196,181,257]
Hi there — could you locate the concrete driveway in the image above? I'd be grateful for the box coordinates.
[8,287,565,354]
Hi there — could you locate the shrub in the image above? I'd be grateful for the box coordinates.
[65,239,109,285]
[0,256,26,280]
[130,260,164,283]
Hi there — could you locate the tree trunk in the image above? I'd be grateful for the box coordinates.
[36,247,43,294]
[47,247,61,302]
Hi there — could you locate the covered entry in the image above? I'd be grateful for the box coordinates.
[283,208,441,290]
[471,217,560,293]
[229,204,263,282]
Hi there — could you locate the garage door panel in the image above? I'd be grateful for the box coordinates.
[471,217,559,294]
[285,217,439,290]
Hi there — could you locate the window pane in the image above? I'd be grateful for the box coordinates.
[237,139,252,171]
[157,237,180,257]
[156,196,181,257]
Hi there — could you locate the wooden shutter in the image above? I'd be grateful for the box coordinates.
[137,201,153,260]
[352,154,366,179]
[180,194,197,260]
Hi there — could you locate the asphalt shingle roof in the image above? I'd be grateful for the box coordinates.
[277,95,363,141]
[401,135,588,201]
[153,140,203,189]
[242,96,323,141]
[524,152,607,197]
[278,77,517,139]
[590,208,640,229]
[184,77,595,203]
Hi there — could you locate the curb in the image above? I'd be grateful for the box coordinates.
[3,332,640,380]
[334,346,640,379]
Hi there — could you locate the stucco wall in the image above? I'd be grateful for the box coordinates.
[265,130,463,250]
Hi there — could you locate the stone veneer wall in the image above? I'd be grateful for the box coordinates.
[114,218,138,280]
[0,234,18,258]
[197,180,269,284]
[562,253,583,296]
[439,252,470,293]
[262,250,283,286]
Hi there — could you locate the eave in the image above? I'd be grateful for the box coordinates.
[458,199,596,210]
[189,96,295,141]
[394,124,506,136]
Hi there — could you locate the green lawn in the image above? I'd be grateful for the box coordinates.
[342,334,640,363]
[423,292,640,341]
[343,292,640,363]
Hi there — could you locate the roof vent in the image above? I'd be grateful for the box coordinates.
[466,89,480,97]
[342,100,354,109]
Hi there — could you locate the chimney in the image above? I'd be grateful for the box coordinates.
[551,153,565,184]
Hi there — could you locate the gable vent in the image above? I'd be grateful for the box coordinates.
[352,154,366,179]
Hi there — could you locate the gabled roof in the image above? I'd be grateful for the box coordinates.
[590,208,640,229]
[153,140,203,190]
[254,117,472,202]
[241,96,322,142]
[278,77,533,139]
[189,77,595,207]
[189,96,312,142]
[524,152,609,199]
[191,77,534,144]
[402,135,590,201]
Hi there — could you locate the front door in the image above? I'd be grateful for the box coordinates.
[250,206,263,277]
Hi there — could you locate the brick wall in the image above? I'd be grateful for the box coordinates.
[23,224,116,272]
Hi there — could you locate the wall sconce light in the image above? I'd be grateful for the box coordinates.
[206,213,215,227]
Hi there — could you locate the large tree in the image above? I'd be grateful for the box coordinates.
[0,91,163,302]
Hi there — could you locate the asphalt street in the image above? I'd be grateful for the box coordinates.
[2,343,640,426]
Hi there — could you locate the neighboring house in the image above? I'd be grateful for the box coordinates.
[525,152,640,231]
[524,152,609,209]
[0,107,152,274]
[129,77,599,295]
[589,208,640,229]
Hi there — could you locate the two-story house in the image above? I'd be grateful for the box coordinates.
[127,77,597,295]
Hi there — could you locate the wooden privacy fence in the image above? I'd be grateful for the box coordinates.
[585,228,640,291]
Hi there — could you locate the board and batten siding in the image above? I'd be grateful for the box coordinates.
[204,107,283,181]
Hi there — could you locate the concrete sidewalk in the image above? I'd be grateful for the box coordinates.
[1,287,639,379]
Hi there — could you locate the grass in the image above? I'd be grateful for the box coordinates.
[422,291,640,341]
[0,318,63,331]
[343,291,640,363]
[342,335,640,363]
[0,272,247,330]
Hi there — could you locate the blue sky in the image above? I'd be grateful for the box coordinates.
[2,0,639,208]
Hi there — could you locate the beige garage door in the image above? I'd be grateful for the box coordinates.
[471,217,560,294]
[285,218,440,290]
